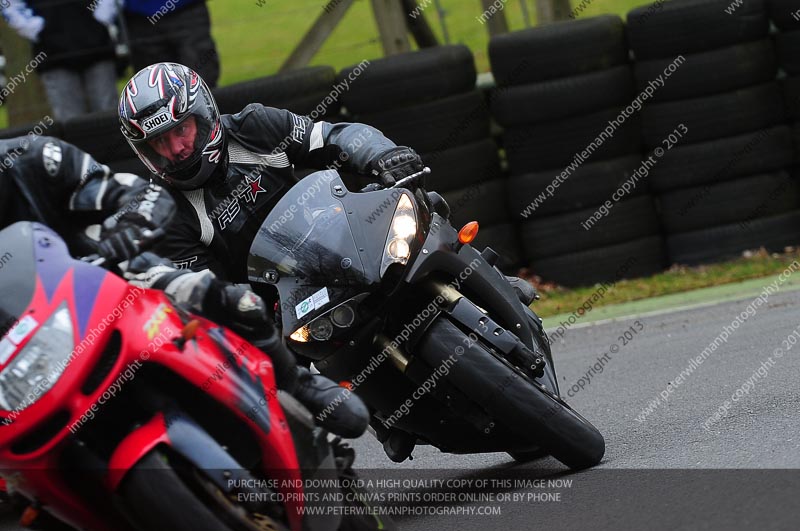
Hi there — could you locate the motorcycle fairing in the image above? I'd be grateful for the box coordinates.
[248,172,381,333]
[0,223,40,326]
[0,222,124,343]
[403,213,536,351]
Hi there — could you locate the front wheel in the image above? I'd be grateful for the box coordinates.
[507,447,549,462]
[417,317,605,470]
[532,387,606,469]
[118,450,289,531]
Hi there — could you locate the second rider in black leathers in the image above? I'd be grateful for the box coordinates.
[118,62,423,278]
[116,62,426,437]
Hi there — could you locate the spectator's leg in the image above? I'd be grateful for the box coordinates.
[170,2,220,87]
[39,69,87,121]
[82,60,118,113]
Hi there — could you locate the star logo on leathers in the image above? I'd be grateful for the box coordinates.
[243,174,266,203]
[216,173,269,230]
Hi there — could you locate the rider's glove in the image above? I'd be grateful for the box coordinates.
[97,213,156,263]
[97,224,146,263]
[122,253,269,335]
[202,281,269,335]
[370,147,424,186]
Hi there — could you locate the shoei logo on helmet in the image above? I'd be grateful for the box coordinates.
[142,110,171,133]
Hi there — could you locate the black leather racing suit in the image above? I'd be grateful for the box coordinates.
[0,135,174,250]
[150,104,396,280]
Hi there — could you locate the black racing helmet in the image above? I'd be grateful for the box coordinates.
[118,62,225,190]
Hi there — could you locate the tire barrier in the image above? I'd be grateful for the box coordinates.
[488,15,628,87]
[632,39,778,103]
[489,14,661,286]
[633,0,798,273]
[530,236,666,288]
[337,45,476,115]
[626,0,769,60]
[61,110,131,164]
[212,66,340,117]
[667,211,800,265]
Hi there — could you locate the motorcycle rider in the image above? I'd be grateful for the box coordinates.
[0,132,369,438]
[116,62,426,437]
[0,134,172,261]
[118,62,424,278]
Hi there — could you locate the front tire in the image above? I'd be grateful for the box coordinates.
[418,317,605,470]
[508,447,549,462]
[118,450,289,531]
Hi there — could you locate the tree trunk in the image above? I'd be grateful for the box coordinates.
[371,0,411,56]
[0,19,51,127]
[536,0,572,24]
[402,0,439,48]
[480,0,509,37]
[280,0,356,71]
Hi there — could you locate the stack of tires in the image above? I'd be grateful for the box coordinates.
[338,46,519,270]
[488,15,665,287]
[770,0,800,165]
[213,66,341,119]
[630,0,800,266]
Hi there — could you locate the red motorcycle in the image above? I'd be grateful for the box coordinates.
[0,221,387,531]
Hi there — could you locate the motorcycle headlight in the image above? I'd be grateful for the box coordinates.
[0,304,74,412]
[308,316,334,341]
[289,296,366,344]
[381,193,417,275]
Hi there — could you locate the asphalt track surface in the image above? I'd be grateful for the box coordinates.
[3,286,800,530]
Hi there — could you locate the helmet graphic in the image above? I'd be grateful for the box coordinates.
[118,62,225,190]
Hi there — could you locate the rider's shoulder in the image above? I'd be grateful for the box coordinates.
[223,103,307,152]
[223,103,296,129]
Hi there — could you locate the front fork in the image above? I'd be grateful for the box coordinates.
[425,281,547,380]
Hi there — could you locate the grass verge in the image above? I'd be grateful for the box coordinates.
[526,247,800,318]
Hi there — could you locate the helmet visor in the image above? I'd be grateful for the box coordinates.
[133,109,217,181]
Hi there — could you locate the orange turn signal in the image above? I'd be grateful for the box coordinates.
[20,505,40,527]
[458,221,480,244]
[340,381,354,391]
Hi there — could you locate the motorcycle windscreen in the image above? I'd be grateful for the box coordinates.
[0,222,37,325]
[247,171,374,333]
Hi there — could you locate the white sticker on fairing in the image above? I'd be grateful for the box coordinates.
[7,316,38,346]
[312,287,330,309]
[295,287,331,319]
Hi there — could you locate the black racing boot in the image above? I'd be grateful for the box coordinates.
[293,367,370,439]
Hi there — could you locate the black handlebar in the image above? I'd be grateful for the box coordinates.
[391,167,431,189]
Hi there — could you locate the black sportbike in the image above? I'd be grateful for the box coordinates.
[247,168,604,469]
